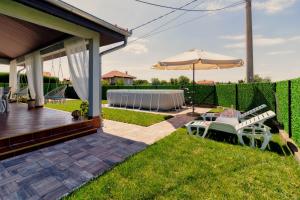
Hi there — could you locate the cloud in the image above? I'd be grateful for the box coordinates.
[122,37,148,55]
[204,0,243,12]
[219,34,245,40]
[221,34,300,48]
[267,50,295,55]
[254,0,296,14]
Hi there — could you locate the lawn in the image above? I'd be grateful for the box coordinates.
[208,106,226,113]
[45,100,171,127]
[65,128,300,200]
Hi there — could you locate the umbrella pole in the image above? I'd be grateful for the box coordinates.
[192,64,195,114]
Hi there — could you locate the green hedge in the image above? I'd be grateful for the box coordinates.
[216,84,236,108]
[276,81,289,132]
[184,85,216,105]
[291,78,300,145]
[0,72,59,83]
[237,83,276,112]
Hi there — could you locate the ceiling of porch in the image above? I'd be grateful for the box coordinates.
[0,14,70,60]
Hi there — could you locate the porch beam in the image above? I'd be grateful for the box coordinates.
[0,58,10,65]
[16,42,66,64]
[0,0,98,39]
[88,36,100,119]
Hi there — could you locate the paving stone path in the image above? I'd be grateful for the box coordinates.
[0,108,209,200]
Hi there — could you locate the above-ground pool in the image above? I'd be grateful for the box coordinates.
[107,89,185,111]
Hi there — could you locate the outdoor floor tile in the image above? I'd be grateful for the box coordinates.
[0,113,195,200]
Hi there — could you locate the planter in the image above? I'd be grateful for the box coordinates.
[71,110,81,120]
[27,100,36,109]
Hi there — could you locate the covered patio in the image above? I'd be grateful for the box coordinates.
[0,0,130,159]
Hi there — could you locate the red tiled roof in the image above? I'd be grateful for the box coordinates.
[102,71,136,79]
[197,80,215,85]
[43,72,52,77]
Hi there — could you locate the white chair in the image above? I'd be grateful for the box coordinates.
[201,104,268,122]
[0,88,4,113]
[186,111,276,150]
[238,104,267,120]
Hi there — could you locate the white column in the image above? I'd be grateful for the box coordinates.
[9,59,18,93]
[32,51,44,106]
[88,36,100,118]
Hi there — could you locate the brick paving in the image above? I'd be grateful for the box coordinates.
[0,107,209,200]
[0,132,147,200]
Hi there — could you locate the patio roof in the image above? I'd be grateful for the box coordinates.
[0,0,131,61]
[0,14,70,60]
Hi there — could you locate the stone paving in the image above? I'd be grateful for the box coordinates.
[0,132,147,200]
[0,107,209,200]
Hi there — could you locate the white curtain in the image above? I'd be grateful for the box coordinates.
[25,54,36,99]
[25,51,44,106]
[9,59,17,93]
[32,51,44,106]
[64,38,89,100]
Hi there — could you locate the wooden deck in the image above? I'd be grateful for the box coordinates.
[0,103,99,159]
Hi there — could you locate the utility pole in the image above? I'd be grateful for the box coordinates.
[246,0,254,82]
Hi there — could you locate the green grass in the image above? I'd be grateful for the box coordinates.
[45,100,171,127]
[65,128,300,200]
[208,106,226,113]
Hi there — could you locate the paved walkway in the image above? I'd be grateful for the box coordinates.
[0,107,209,200]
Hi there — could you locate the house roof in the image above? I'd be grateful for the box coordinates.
[17,0,131,39]
[102,71,136,79]
[0,0,131,60]
[197,80,215,85]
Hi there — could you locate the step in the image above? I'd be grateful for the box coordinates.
[0,121,98,160]
[0,127,98,160]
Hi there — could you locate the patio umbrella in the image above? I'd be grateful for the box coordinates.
[153,49,244,115]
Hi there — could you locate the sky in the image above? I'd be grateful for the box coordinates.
[1,0,300,82]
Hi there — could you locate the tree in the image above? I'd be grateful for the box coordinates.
[160,80,168,85]
[170,78,178,85]
[253,74,271,83]
[133,79,149,85]
[101,79,109,86]
[151,78,160,85]
[178,76,190,86]
[115,79,125,86]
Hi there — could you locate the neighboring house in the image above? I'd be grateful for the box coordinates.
[43,72,52,77]
[197,80,215,85]
[102,70,136,85]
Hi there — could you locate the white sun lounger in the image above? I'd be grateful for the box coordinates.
[239,104,267,120]
[201,104,268,122]
[186,111,276,150]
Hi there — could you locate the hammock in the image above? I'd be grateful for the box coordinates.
[12,86,28,102]
[45,56,67,103]
[45,85,67,103]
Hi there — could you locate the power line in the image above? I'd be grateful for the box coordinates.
[135,0,245,12]
[129,1,245,44]
[130,0,207,43]
[131,0,199,31]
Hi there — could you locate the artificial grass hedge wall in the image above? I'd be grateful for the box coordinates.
[291,78,300,145]
[216,84,236,108]
[237,83,276,112]
[185,85,216,105]
[276,81,289,132]
[0,72,59,83]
